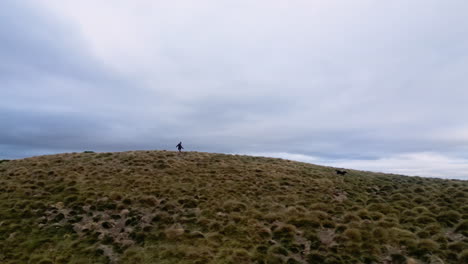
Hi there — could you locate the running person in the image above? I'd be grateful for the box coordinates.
[176,142,184,152]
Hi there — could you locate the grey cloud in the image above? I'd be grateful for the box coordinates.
[1,1,468,179]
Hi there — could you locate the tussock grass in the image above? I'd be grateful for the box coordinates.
[0,150,467,263]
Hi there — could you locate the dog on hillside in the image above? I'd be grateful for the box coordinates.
[335,170,347,175]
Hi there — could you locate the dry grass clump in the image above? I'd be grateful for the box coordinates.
[437,210,462,227]
[416,239,439,254]
[0,150,467,263]
[164,224,185,239]
[459,249,468,263]
[342,228,362,242]
[455,220,468,236]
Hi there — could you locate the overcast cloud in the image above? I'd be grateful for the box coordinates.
[1,1,468,180]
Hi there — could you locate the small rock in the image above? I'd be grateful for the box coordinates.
[121,209,130,216]
[189,231,205,238]
[121,239,135,247]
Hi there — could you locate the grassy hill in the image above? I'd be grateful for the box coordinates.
[0,151,467,264]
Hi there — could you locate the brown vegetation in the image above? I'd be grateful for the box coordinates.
[0,150,467,263]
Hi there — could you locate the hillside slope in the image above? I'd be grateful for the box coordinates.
[0,151,467,264]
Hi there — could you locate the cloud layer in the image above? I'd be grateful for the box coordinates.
[1,1,468,179]
[250,152,468,180]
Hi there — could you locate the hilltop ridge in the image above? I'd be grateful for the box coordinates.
[0,151,467,263]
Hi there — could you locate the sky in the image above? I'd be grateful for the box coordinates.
[1,1,468,180]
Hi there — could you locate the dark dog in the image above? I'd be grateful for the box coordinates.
[335,170,347,175]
